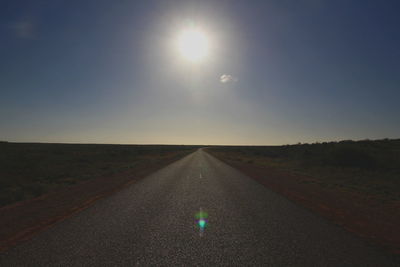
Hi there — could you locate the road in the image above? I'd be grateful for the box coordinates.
[1,149,399,266]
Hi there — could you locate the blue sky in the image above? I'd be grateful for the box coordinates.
[1,0,399,145]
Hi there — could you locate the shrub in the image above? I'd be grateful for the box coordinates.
[324,146,377,169]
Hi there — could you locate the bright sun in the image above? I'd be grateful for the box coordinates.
[177,29,209,63]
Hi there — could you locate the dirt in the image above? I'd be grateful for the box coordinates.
[0,151,191,252]
[208,150,400,254]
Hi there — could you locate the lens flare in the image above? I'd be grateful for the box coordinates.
[195,209,208,234]
[198,219,207,229]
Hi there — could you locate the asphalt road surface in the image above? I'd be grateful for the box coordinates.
[1,149,399,266]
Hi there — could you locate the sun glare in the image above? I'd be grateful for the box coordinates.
[177,29,209,63]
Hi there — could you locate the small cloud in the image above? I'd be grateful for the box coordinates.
[219,74,238,83]
[10,20,36,39]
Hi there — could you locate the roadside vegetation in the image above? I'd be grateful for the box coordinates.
[0,143,198,207]
[209,139,400,200]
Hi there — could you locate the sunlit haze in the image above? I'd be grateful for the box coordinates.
[1,0,399,145]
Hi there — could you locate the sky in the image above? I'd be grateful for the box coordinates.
[1,0,399,145]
